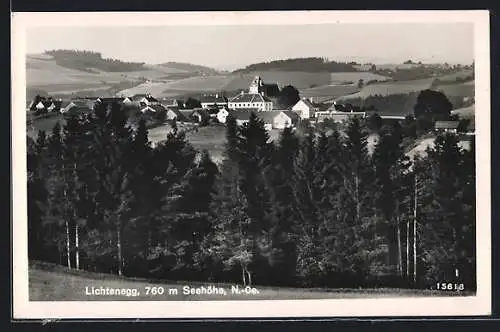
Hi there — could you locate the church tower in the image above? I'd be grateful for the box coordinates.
[249,76,263,94]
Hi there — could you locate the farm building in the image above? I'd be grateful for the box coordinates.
[272,111,300,129]
[315,110,366,123]
[292,98,320,119]
[434,121,460,133]
[227,110,255,126]
[200,94,228,109]
[166,108,189,122]
[161,98,185,109]
[190,109,211,123]
[61,100,93,115]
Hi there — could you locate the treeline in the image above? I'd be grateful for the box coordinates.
[233,58,359,73]
[45,49,146,72]
[373,67,464,81]
[27,104,475,289]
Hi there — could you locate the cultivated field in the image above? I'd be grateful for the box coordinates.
[27,54,203,95]
[434,81,475,98]
[29,262,465,301]
[434,69,474,82]
[300,85,361,99]
[148,124,281,165]
[336,78,435,100]
[329,72,390,84]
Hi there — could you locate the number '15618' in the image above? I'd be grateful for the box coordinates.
[436,282,464,291]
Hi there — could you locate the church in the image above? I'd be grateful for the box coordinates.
[228,76,280,112]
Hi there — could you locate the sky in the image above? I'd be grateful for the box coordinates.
[26,23,474,71]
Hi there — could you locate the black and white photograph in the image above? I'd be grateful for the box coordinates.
[11,10,491,318]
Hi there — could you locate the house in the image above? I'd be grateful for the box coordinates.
[190,108,210,123]
[166,108,189,122]
[96,97,124,105]
[216,108,230,124]
[162,98,185,109]
[140,104,166,114]
[434,121,460,133]
[61,100,93,115]
[200,94,228,109]
[274,111,300,129]
[292,98,320,119]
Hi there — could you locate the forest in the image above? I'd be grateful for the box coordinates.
[45,50,146,72]
[27,102,476,290]
[232,57,359,73]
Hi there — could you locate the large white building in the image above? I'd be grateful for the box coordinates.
[228,76,280,112]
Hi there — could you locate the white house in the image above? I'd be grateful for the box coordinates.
[216,108,230,124]
[292,98,319,119]
[126,94,160,106]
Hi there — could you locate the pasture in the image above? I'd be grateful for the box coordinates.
[29,262,464,301]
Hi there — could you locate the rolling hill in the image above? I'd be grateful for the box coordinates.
[26,52,221,98]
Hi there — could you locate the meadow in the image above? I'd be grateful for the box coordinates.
[29,261,465,301]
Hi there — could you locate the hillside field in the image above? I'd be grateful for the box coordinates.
[29,262,465,301]
[336,78,435,101]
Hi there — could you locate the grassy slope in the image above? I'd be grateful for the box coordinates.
[29,262,467,301]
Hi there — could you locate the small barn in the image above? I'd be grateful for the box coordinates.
[434,121,460,133]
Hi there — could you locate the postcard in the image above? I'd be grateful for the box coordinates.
[11,10,491,319]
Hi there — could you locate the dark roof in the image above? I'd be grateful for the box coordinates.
[257,111,282,124]
[97,97,124,104]
[229,93,271,103]
[200,95,228,103]
[262,83,280,98]
[191,108,210,118]
[228,110,255,121]
[132,94,159,102]
[435,121,460,129]
[166,108,189,121]
[140,104,166,113]
[230,107,260,113]
[281,111,301,123]
[296,98,317,109]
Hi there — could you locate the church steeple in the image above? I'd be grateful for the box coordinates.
[249,76,263,94]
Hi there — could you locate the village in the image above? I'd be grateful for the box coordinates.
[27,74,475,145]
